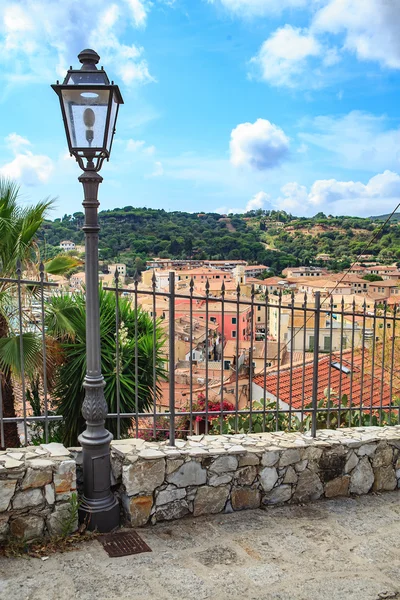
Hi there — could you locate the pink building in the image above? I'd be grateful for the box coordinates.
[174,298,253,341]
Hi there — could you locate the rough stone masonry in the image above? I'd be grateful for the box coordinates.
[0,443,77,542]
[1,427,400,540]
[112,426,400,528]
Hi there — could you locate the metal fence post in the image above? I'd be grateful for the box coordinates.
[169,271,176,445]
[311,291,321,437]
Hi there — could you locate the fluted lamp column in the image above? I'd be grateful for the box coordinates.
[52,49,123,532]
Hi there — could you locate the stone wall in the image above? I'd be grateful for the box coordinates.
[112,427,400,527]
[0,443,77,542]
[1,428,400,540]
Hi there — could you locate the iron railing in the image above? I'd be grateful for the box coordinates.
[1,265,400,447]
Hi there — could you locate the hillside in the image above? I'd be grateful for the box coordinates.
[38,208,400,277]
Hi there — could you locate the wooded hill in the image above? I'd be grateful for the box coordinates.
[38,208,400,277]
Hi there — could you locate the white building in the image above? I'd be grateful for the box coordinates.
[108,263,127,278]
[60,240,76,251]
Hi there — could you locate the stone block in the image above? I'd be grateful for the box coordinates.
[279,449,301,467]
[10,515,44,540]
[0,515,9,541]
[303,447,323,461]
[344,451,359,473]
[12,488,43,510]
[235,466,257,486]
[372,443,393,468]
[373,466,397,492]
[209,473,233,487]
[54,460,76,494]
[231,487,261,511]
[47,502,78,536]
[324,476,350,498]
[166,460,206,488]
[154,499,190,522]
[22,463,53,490]
[45,484,55,505]
[40,443,70,457]
[166,458,185,475]
[263,484,293,505]
[209,455,238,474]
[293,469,323,503]
[123,458,165,496]
[193,485,229,516]
[156,486,186,506]
[139,449,165,460]
[0,479,17,512]
[259,467,278,492]
[283,466,298,484]
[295,460,308,473]
[261,451,280,467]
[357,443,377,457]
[349,457,374,495]
[126,495,153,527]
[238,453,260,467]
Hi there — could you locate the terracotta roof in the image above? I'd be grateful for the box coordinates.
[253,349,399,410]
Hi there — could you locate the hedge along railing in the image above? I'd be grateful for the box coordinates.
[1,264,400,448]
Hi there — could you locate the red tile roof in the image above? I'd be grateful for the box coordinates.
[253,350,399,410]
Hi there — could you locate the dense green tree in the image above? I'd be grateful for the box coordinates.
[362,274,384,282]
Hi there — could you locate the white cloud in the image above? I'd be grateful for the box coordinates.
[245,0,400,88]
[209,0,310,18]
[249,25,341,88]
[277,182,309,211]
[230,119,290,170]
[127,139,146,152]
[246,191,270,211]
[6,133,31,153]
[126,138,156,156]
[150,161,164,177]
[313,0,400,69]
[275,171,400,216]
[216,190,271,215]
[0,0,156,87]
[0,133,53,185]
[299,111,400,172]
[124,0,149,28]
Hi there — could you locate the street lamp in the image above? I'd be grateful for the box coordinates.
[52,49,123,532]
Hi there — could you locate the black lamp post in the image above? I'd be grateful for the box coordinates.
[52,49,123,532]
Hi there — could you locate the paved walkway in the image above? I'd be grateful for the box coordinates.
[1,492,400,600]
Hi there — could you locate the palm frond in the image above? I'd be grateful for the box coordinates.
[0,332,42,379]
[45,254,83,275]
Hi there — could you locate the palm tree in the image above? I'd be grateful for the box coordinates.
[45,287,167,446]
[0,180,54,447]
[0,178,80,448]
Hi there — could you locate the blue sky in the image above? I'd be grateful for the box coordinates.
[1,0,400,219]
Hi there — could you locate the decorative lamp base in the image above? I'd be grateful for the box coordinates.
[79,494,120,533]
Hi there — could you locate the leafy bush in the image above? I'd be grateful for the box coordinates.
[45,288,167,446]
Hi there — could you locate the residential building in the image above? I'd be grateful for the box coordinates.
[59,240,76,251]
[70,271,86,289]
[316,254,331,262]
[175,299,253,341]
[177,268,230,283]
[364,265,398,276]
[244,265,269,278]
[252,350,399,413]
[108,263,127,278]
[282,266,328,278]
[368,280,400,299]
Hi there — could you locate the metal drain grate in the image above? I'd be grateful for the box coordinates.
[99,530,152,558]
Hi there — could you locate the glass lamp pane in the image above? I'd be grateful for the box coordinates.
[66,71,109,85]
[105,92,119,152]
[61,88,110,150]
